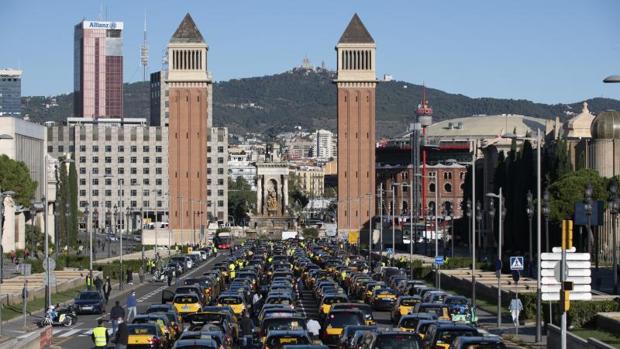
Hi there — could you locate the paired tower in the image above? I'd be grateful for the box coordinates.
[336,14,377,234]
[167,14,212,231]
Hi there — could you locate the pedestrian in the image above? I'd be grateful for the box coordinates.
[127,267,133,285]
[240,311,254,336]
[94,274,103,295]
[126,291,137,320]
[85,273,93,290]
[114,317,129,349]
[91,319,109,349]
[110,301,125,335]
[307,317,321,340]
[104,276,112,304]
[138,266,145,283]
[166,268,173,287]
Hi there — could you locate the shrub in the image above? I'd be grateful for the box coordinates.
[443,257,472,269]
[543,298,620,328]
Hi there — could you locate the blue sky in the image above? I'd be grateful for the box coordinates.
[1,0,619,103]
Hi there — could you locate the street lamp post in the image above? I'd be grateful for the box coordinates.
[466,199,472,252]
[84,204,92,273]
[475,200,482,306]
[526,191,534,275]
[542,189,552,323]
[584,183,596,269]
[609,179,620,294]
[487,188,503,328]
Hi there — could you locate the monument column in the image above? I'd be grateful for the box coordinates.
[256,176,262,214]
[283,175,289,215]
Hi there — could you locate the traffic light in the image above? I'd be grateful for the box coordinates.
[561,290,570,312]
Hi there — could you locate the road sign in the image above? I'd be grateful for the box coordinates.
[495,259,503,272]
[512,270,520,283]
[385,248,394,256]
[435,256,445,266]
[510,256,524,271]
[541,249,591,301]
[42,258,56,271]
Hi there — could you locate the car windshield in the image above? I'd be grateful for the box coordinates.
[265,318,306,331]
[375,334,420,349]
[128,325,156,335]
[78,292,100,300]
[401,299,419,306]
[324,297,347,305]
[219,297,242,304]
[175,296,199,304]
[267,297,292,305]
[326,313,362,327]
[437,330,477,344]
[463,344,506,349]
[399,318,422,328]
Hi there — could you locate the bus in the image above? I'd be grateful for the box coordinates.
[213,231,232,249]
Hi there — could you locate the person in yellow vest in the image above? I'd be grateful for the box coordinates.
[228,263,236,280]
[85,273,93,290]
[268,256,273,263]
[341,270,347,281]
[91,319,109,348]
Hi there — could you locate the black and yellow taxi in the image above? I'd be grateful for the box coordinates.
[263,330,312,349]
[131,314,172,341]
[415,320,452,342]
[319,294,349,317]
[217,293,247,317]
[391,295,422,323]
[362,282,386,303]
[397,313,437,332]
[370,288,398,311]
[450,336,507,349]
[330,303,375,325]
[127,323,168,349]
[422,323,479,349]
[414,303,451,321]
[259,314,307,343]
[320,309,364,347]
[172,293,203,318]
[357,330,422,349]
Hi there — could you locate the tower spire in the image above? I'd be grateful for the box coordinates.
[140,11,149,82]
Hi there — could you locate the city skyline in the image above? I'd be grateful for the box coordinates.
[1,0,619,104]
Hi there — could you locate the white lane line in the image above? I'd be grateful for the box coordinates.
[58,328,82,337]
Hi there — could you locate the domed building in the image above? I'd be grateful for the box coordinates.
[590,110,620,177]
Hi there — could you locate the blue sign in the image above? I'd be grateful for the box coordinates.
[510,256,524,271]
[386,248,394,256]
[435,256,445,266]
[495,259,503,272]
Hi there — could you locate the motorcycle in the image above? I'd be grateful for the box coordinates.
[36,305,78,327]
[152,269,166,282]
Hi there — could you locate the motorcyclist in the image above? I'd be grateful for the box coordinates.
[46,305,58,322]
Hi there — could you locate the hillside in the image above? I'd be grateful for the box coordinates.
[22,67,620,137]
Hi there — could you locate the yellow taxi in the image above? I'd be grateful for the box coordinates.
[414,303,451,321]
[321,310,365,347]
[172,293,202,317]
[319,294,349,317]
[391,295,422,323]
[397,313,437,332]
[217,294,247,316]
[127,323,168,348]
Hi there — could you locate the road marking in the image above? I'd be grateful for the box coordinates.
[58,328,82,337]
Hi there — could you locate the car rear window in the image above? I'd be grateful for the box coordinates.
[401,299,419,306]
[326,313,363,327]
[175,295,199,304]
[219,297,242,304]
[375,334,420,349]
[267,336,309,348]
[437,329,477,344]
[128,325,156,335]
[324,297,347,305]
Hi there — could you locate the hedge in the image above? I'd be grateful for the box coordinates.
[543,298,620,328]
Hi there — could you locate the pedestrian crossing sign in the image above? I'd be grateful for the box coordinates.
[510,256,524,271]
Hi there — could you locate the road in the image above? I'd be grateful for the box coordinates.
[2,253,225,349]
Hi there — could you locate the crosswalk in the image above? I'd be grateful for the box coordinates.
[15,327,113,339]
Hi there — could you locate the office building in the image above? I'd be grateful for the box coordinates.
[207,127,228,222]
[314,129,336,161]
[46,118,168,231]
[0,69,22,116]
[150,70,169,126]
[336,14,377,233]
[74,20,124,118]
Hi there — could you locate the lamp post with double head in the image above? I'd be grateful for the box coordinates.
[474,200,482,306]
[584,183,595,269]
[487,188,504,328]
[609,179,620,294]
[526,191,534,275]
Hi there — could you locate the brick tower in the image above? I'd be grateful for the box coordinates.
[336,14,377,236]
[167,14,212,234]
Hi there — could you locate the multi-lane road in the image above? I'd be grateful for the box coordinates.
[4,253,225,349]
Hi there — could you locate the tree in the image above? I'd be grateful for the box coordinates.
[548,169,608,222]
[228,177,255,225]
[302,227,319,240]
[288,174,309,214]
[56,157,78,248]
[0,155,37,207]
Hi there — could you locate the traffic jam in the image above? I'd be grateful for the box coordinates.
[125,239,507,349]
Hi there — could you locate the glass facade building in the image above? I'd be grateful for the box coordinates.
[0,69,22,116]
[74,20,124,119]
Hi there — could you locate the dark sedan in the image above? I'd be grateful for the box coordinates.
[73,291,105,314]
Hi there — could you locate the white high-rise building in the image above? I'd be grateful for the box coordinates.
[314,129,335,161]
